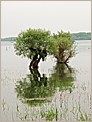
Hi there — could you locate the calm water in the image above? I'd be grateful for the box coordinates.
[1,40,91,122]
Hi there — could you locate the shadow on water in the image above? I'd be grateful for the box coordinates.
[15,63,75,106]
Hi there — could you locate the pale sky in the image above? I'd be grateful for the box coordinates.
[1,1,91,38]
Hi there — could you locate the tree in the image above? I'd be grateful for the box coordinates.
[14,29,76,67]
[49,31,76,63]
[14,28,51,68]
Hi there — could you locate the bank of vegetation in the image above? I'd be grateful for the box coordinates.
[72,32,91,40]
[1,32,91,41]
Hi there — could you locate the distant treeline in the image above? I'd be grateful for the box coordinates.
[1,32,91,41]
[1,37,16,41]
[71,32,91,40]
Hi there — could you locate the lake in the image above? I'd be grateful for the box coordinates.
[1,40,91,122]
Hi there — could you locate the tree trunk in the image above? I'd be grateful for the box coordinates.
[29,54,42,69]
[32,55,41,68]
[57,48,65,63]
[64,55,70,63]
[29,54,38,69]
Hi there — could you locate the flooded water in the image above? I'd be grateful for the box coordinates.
[1,40,91,122]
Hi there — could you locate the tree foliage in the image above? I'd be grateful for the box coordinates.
[14,28,51,68]
[49,31,76,63]
[14,28,76,67]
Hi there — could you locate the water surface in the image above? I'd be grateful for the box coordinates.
[1,40,91,122]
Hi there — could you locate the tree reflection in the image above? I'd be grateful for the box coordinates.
[50,63,75,92]
[15,63,75,106]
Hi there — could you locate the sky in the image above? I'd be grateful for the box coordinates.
[1,1,91,38]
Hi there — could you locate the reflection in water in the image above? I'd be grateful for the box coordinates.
[15,64,91,121]
[50,63,75,92]
[15,63,75,108]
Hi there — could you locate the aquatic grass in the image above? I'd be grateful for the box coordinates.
[45,109,55,121]
[79,113,91,121]
[40,110,46,118]
[40,108,59,121]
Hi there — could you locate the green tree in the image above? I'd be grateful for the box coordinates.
[14,28,51,68]
[14,28,76,67]
[49,31,76,63]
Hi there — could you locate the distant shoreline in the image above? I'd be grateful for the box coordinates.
[1,32,91,41]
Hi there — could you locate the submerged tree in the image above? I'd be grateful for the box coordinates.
[49,31,76,63]
[14,28,76,68]
[14,28,51,68]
